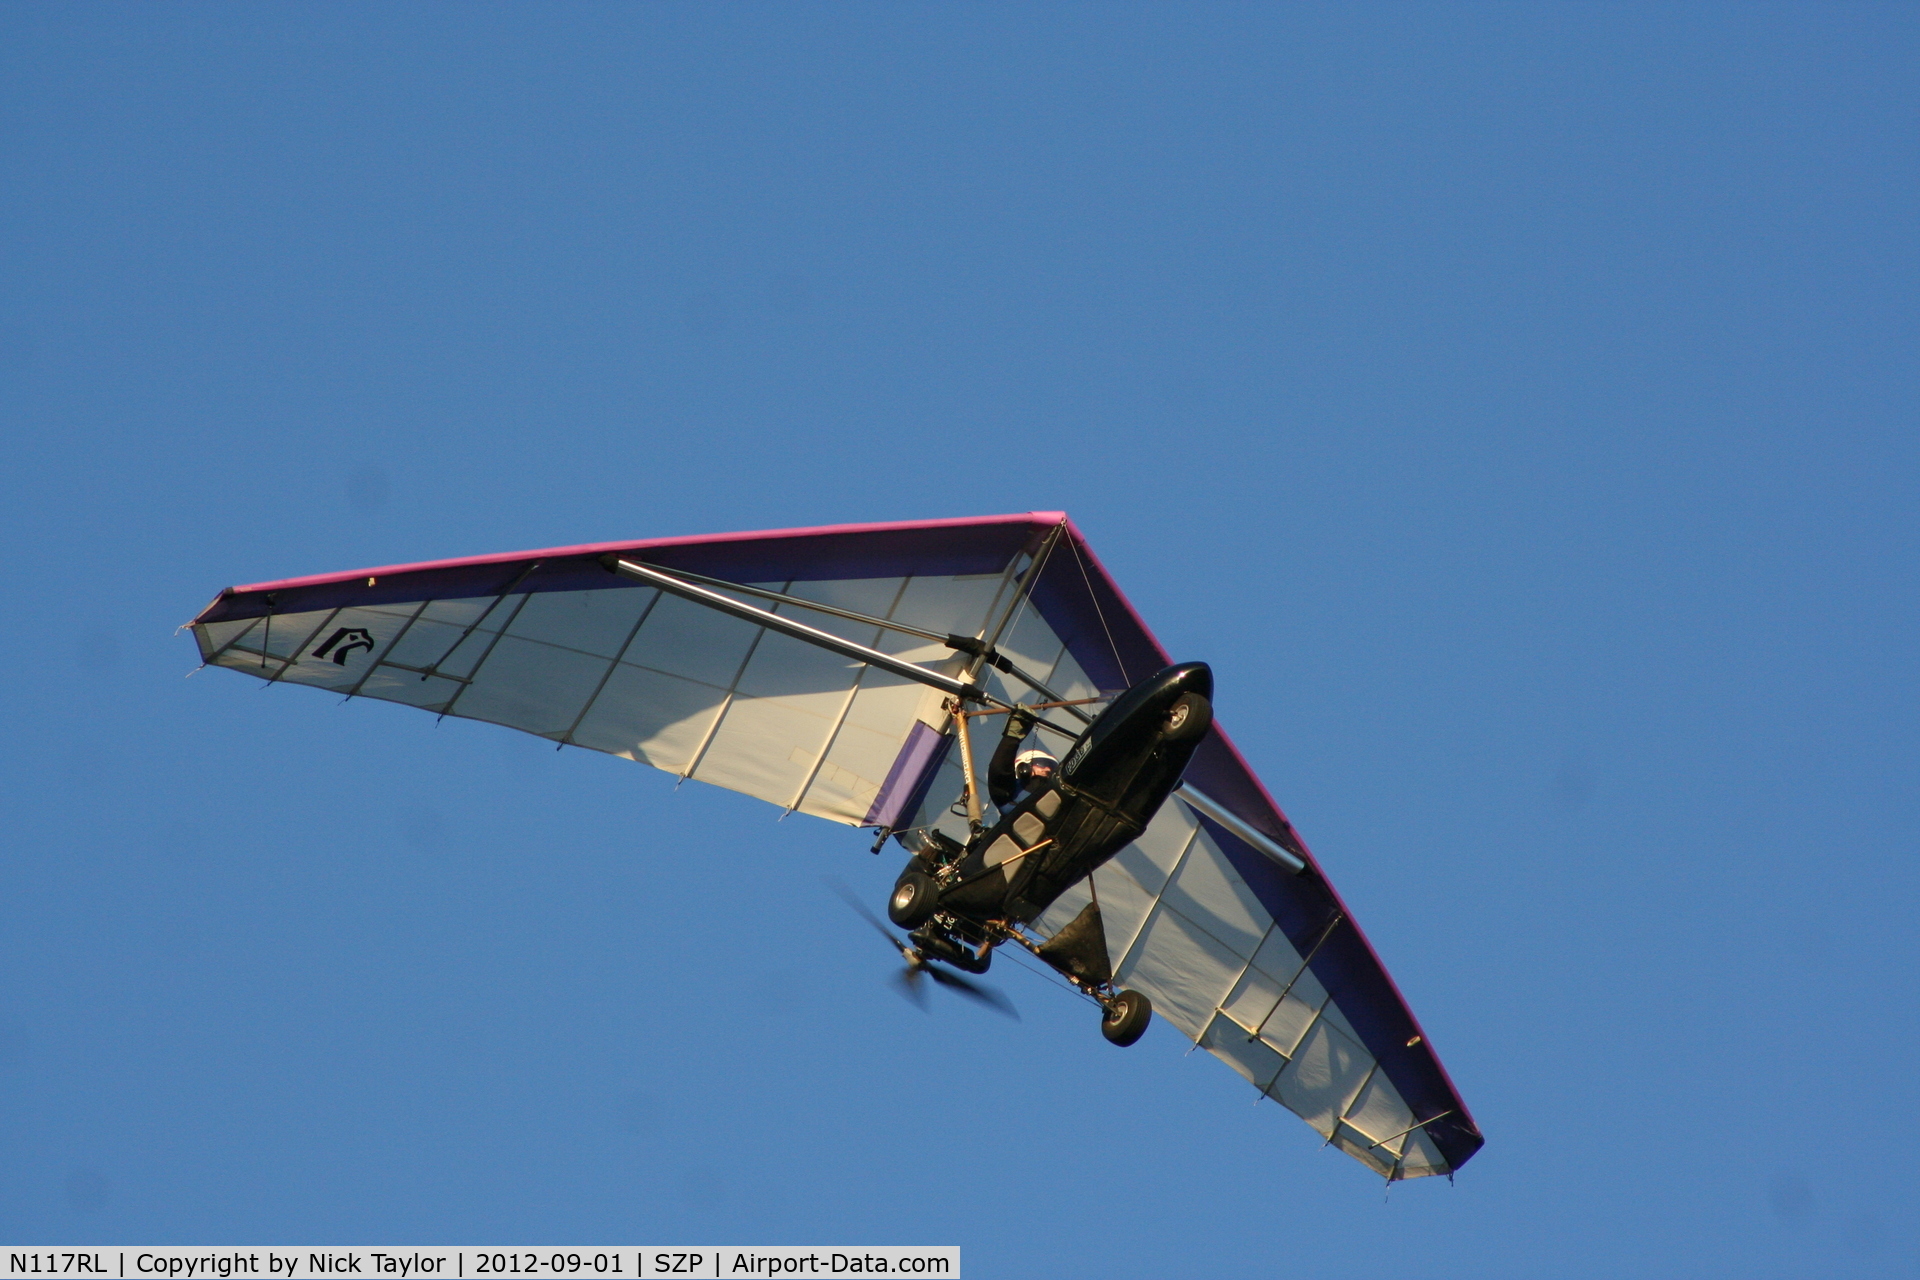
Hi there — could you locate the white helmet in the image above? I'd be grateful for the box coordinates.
[1013,748,1058,785]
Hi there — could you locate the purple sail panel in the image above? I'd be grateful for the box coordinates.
[864,721,953,829]
[193,513,1064,625]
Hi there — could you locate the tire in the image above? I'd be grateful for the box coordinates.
[1101,989,1152,1046]
[888,871,941,929]
[1161,693,1212,744]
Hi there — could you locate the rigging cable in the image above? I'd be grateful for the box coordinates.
[1067,528,1130,686]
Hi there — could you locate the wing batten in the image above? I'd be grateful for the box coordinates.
[558,588,664,747]
[784,656,875,814]
[267,608,343,680]
[678,601,774,783]
[436,590,533,720]
[415,561,540,685]
[201,613,263,664]
[1106,816,1205,986]
[783,574,916,814]
[344,600,428,698]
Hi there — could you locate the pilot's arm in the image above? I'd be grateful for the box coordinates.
[987,709,1035,810]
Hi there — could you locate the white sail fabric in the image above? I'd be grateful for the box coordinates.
[1029,806,1450,1179]
[192,568,1025,825]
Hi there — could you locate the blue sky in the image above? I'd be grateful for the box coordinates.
[2,3,1916,1275]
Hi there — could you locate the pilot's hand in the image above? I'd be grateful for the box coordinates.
[1003,708,1035,739]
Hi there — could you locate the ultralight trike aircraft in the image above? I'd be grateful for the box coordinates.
[187,513,1483,1183]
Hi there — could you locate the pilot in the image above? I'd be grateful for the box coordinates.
[987,709,1058,812]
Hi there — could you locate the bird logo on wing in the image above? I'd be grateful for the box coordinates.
[311,627,375,665]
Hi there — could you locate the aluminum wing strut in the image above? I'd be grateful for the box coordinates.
[601,555,1304,874]
[602,555,988,701]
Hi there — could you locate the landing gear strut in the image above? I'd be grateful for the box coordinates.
[997,923,1153,1047]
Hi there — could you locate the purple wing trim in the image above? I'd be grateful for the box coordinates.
[193,513,1066,624]
[863,721,954,830]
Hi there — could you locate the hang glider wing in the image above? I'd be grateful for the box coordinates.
[189,516,1051,827]
[188,512,1482,1180]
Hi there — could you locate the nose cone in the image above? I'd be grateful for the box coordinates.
[1167,661,1213,700]
[1060,660,1217,810]
[1092,662,1212,739]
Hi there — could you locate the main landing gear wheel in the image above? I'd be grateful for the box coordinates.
[1100,989,1152,1046]
[1161,693,1212,744]
[887,871,940,929]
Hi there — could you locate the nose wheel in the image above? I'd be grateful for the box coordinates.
[1100,988,1152,1046]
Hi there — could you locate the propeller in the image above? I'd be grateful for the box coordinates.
[826,879,1018,1020]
